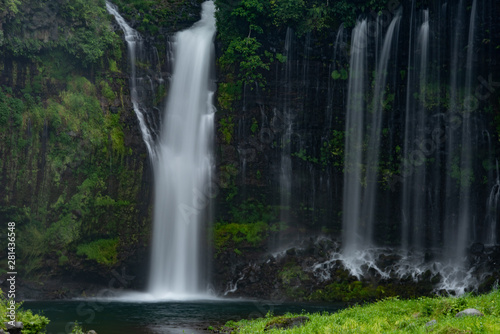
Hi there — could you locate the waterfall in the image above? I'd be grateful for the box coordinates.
[277,28,294,247]
[343,13,401,257]
[363,12,401,243]
[149,1,216,297]
[455,0,477,257]
[106,2,157,158]
[402,10,429,252]
[342,19,368,256]
[485,160,499,245]
[443,0,477,264]
[108,1,216,298]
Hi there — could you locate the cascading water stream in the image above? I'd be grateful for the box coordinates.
[363,12,401,239]
[106,1,157,158]
[343,13,401,258]
[402,10,429,252]
[109,1,216,299]
[455,0,477,260]
[148,1,216,298]
[342,19,368,256]
[485,160,499,245]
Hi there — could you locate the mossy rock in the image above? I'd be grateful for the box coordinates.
[264,316,310,331]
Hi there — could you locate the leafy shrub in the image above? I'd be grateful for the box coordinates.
[214,221,268,254]
[0,291,49,334]
[76,238,119,265]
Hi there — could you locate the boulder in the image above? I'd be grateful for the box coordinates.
[4,321,23,334]
[455,308,484,318]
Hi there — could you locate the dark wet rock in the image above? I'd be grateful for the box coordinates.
[431,273,442,284]
[4,321,23,334]
[470,243,485,255]
[264,316,310,331]
[455,308,484,318]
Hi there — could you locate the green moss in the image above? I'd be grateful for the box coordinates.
[219,115,234,144]
[309,281,385,302]
[100,80,116,101]
[112,0,200,34]
[214,221,268,255]
[279,262,308,285]
[109,59,120,73]
[76,238,119,266]
[218,80,241,111]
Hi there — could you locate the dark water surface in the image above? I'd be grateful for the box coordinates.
[24,299,345,334]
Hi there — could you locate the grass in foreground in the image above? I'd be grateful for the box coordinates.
[219,289,500,333]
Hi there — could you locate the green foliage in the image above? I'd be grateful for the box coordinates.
[292,130,344,170]
[109,59,120,73]
[0,86,25,126]
[219,115,234,144]
[217,79,241,111]
[310,281,384,302]
[270,0,305,27]
[0,291,50,334]
[76,238,119,266]
[279,262,309,285]
[69,321,85,334]
[214,221,268,254]
[226,289,500,333]
[2,0,121,65]
[112,0,200,35]
[220,37,270,88]
[332,68,348,80]
[232,0,267,35]
[292,148,318,164]
[0,0,21,14]
[100,80,116,101]
[250,117,258,133]
[230,199,277,224]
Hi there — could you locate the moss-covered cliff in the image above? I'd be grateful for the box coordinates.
[0,0,499,302]
[0,0,156,296]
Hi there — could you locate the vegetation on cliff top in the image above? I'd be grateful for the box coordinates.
[218,289,500,333]
[1,0,121,65]
[112,0,203,35]
[215,0,396,89]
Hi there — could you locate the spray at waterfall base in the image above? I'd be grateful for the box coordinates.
[216,237,500,301]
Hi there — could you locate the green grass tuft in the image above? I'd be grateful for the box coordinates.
[223,289,500,333]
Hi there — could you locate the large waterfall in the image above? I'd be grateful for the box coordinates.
[342,12,401,257]
[335,0,495,292]
[108,1,216,298]
[149,1,216,297]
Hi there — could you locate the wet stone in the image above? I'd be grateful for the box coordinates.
[455,308,484,318]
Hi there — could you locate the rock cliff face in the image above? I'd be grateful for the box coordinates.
[1,0,500,301]
[211,0,500,298]
[0,0,157,297]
